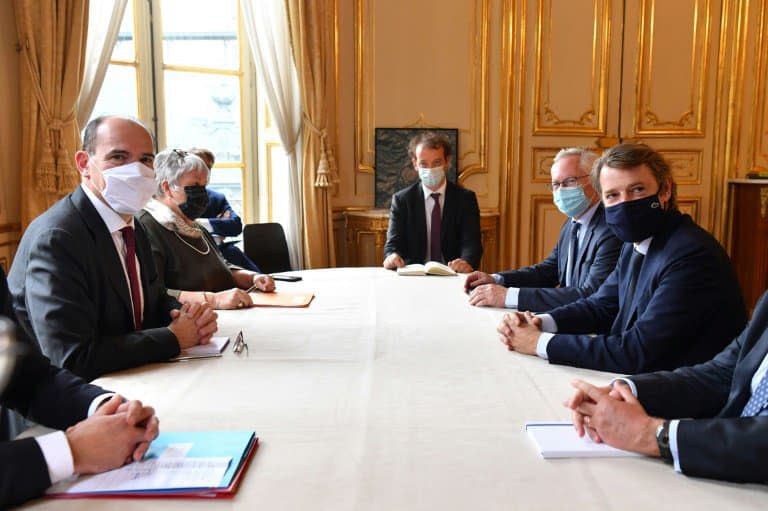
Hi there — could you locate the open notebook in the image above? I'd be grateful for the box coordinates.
[396,261,457,276]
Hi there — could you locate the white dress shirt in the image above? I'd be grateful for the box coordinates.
[80,184,144,322]
[494,202,601,309]
[34,393,114,483]
[422,180,447,262]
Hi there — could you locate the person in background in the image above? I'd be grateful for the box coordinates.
[466,148,621,311]
[383,132,482,273]
[137,149,275,310]
[188,147,262,272]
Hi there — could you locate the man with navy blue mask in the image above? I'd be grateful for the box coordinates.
[466,148,621,311]
[497,143,747,374]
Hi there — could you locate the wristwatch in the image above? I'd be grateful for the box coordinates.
[655,421,673,462]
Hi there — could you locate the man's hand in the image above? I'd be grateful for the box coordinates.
[96,395,160,462]
[468,284,508,308]
[67,395,160,474]
[169,302,218,349]
[447,258,473,274]
[383,253,405,270]
[496,311,542,355]
[212,288,253,309]
[567,379,663,456]
[464,271,495,293]
[251,273,275,292]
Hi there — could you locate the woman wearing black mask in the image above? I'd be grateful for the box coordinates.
[137,149,275,310]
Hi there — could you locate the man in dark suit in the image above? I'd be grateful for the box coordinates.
[566,289,768,484]
[466,148,621,311]
[498,144,747,374]
[188,147,261,272]
[9,116,218,381]
[383,132,482,273]
[0,267,159,507]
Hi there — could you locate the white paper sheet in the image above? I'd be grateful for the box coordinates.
[48,457,232,494]
[525,421,642,459]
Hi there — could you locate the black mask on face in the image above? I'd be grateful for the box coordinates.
[604,194,666,243]
[178,185,209,219]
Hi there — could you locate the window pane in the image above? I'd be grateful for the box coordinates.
[208,168,243,217]
[160,0,239,70]
[112,2,135,61]
[90,64,139,120]
[163,71,242,162]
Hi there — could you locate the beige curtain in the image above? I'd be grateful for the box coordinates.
[286,0,337,268]
[14,0,89,226]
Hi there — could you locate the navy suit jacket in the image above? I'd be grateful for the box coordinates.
[383,181,483,269]
[631,290,768,483]
[8,186,181,381]
[497,203,621,311]
[200,189,242,237]
[0,267,105,507]
[545,211,747,373]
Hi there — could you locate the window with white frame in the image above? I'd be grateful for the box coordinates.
[91,0,286,226]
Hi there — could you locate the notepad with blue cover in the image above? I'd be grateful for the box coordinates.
[47,430,258,499]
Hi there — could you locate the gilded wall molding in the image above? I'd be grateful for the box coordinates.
[533,0,612,135]
[751,0,768,169]
[635,0,712,136]
[354,0,491,185]
[659,150,704,185]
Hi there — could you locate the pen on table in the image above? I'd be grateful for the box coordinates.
[245,283,260,293]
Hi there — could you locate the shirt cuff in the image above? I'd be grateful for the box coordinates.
[492,273,504,285]
[536,314,558,333]
[197,218,214,232]
[669,419,682,472]
[88,393,116,417]
[536,332,556,359]
[504,288,520,309]
[610,378,638,397]
[34,431,74,484]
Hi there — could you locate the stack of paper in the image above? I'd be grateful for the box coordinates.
[47,431,258,499]
[525,422,641,459]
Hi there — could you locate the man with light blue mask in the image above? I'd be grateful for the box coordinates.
[8,115,218,381]
[467,148,621,311]
[383,132,482,273]
[497,143,747,375]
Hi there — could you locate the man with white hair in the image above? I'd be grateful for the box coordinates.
[466,147,621,312]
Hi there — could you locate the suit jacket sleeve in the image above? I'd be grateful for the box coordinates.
[21,227,179,380]
[457,190,482,269]
[384,192,407,260]
[0,437,51,507]
[516,221,622,311]
[545,244,735,374]
[206,196,242,237]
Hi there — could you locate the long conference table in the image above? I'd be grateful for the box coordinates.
[21,268,768,509]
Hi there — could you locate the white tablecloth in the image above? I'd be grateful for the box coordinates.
[21,268,768,509]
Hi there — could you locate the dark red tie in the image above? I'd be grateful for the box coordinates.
[430,193,442,263]
[120,226,143,330]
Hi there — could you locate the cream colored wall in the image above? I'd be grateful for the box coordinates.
[334,0,503,211]
[0,0,22,271]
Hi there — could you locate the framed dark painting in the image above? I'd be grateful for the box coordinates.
[374,128,459,209]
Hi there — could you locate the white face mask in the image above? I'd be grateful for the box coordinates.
[418,166,446,189]
[98,161,157,215]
